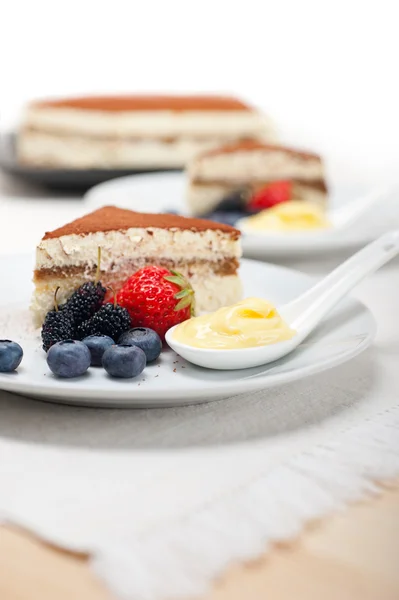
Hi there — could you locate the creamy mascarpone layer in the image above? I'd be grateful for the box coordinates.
[17,131,276,169]
[189,150,324,182]
[22,108,274,138]
[18,132,264,168]
[36,227,241,271]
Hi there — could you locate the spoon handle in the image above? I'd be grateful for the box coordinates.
[284,230,399,334]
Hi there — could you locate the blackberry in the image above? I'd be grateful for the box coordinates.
[61,247,106,324]
[41,288,75,352]
[61,281,106,323]
[76,290,131,341]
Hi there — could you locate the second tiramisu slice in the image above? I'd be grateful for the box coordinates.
[187,141,328,216]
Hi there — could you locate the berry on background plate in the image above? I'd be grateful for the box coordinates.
[117,266,195,341]
[82,334,115,366]
[247,181,292,211]
[214,188,251,212]
[46,340,91,378]
[118,327,162,362]
[102,344,146,378]
[0,340,23,372]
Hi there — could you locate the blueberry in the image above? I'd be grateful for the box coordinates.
[102,344,146,378]
[214,188,250,212]
[0,340,23,372]
[82,334,115,366]
[118,328,162,362]
[204,211,246,226]
[47,340,91,378]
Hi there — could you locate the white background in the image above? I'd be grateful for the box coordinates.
[1,0,398,184]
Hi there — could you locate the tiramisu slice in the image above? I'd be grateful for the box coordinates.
[31,206,242,326]
[18,95,275,169]
[187,141,328,215]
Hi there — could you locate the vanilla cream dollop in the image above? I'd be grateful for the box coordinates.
[173,297,295,349]
[244,200,331,232]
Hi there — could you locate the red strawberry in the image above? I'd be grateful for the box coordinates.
[117,266,195,340]
[248,181,292,211]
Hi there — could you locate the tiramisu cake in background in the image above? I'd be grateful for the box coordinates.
[31,206,242,326]
[17,95,275,169]
[186,141,328,218]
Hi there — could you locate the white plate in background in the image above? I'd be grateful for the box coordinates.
[84,172,398,259]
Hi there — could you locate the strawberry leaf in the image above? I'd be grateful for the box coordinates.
[164,275,185,286]
[175,289,190,299]
[165,269,196,314]
[175,296,193,311]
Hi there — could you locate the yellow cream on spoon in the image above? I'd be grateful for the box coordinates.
[173,297,295,349]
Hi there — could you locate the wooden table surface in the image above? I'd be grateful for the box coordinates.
[1,485,398,600]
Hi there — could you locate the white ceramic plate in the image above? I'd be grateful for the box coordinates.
[0,255,375,408]
[84,172,398,259]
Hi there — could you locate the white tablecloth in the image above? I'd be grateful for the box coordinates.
[1,172,399,600]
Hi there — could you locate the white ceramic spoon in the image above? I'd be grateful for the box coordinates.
[166,230,399,370]
[238,185,393,235]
